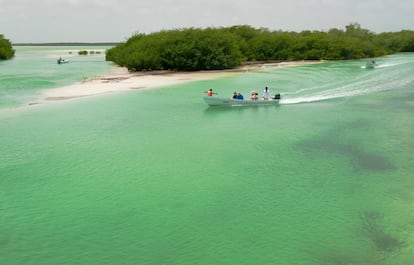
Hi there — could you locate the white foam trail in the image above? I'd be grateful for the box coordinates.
[266,55,414,105]
[281,73,414,105]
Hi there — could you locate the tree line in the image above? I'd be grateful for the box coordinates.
[106,23,414,72]
[0,35,15,60]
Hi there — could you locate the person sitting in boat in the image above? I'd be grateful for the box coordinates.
[250,91,259,100]
[263,86,270,100]
[236,92,244,100]
[205,89,217,97]
[232,91,238,99]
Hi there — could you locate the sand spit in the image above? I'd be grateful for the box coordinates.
[39,61,321,103]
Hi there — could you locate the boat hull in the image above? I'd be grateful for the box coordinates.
[203,96,280,107]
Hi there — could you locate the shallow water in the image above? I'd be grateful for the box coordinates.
[1,48,413,265]
[0,46,114,108]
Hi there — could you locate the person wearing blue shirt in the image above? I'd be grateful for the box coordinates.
[236,92,244,100]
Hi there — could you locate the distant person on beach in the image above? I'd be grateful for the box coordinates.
[205,89,217,97]
[263,86,270,100]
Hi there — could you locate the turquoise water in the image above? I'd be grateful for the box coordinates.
[1,48,414,265]
[0,46,114,108]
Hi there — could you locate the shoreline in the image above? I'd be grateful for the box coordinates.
[38,60,322,104]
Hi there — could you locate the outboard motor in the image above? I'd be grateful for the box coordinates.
[272,93,281,100]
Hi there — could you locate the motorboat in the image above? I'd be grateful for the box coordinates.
[203,94,280,107]
[57,58,69,64]
[365,60,377,69]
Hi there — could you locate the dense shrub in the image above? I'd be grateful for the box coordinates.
[107,28,242,71]
[106,24,414,71]
[0,34,15,60]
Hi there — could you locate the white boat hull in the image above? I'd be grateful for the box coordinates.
[203,96,280,107]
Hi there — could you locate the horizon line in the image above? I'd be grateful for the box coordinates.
[13,42,121,46]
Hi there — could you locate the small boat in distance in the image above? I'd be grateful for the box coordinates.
[204,94,281,107]
[365,60,377,69]
[57,57,69,64]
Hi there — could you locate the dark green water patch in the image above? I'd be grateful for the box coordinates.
[360,210,407,253]
[297,137,395,172]
[296,118,396,172]
[315,250,388,265]
[0,233,9,247]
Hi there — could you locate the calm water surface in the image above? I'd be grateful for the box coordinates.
[1,47,413,265]
[0,45,114,108]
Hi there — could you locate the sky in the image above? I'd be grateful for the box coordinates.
[1,0,413,43]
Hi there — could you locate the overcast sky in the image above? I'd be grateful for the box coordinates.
[1,0,413,43]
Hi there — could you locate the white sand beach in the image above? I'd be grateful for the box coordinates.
[41,61,321,102]
[42,67,238,101]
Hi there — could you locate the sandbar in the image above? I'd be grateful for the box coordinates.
[40,61,321,103]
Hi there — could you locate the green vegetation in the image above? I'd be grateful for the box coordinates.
[107,28,242,71]
[0,34,15,60]
[106,23,414,71]
[78,50,102,55]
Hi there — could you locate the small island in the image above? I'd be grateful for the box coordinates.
[106,23,414,72]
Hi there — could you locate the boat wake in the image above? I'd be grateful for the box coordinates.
[279,57,414,105]
[281,77,412,104]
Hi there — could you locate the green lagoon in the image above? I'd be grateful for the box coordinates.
[1,47,413,265]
